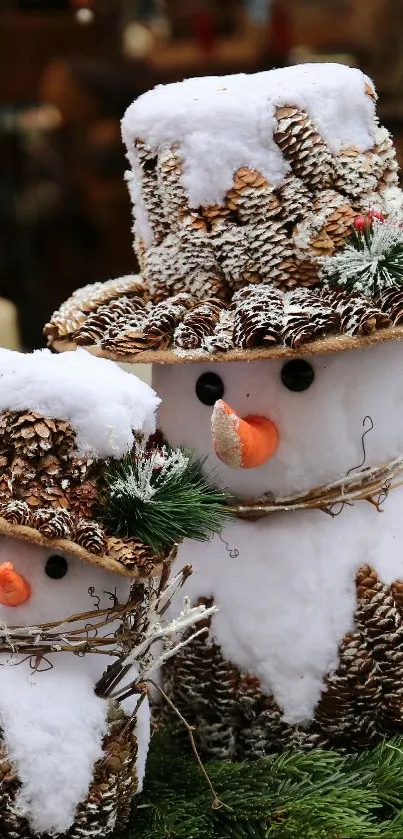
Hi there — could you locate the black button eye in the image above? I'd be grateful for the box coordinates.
[45,555,68,580]
[281,359,315,392]
[195,372,224,406]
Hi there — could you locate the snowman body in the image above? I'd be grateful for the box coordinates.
[0,540,149,839]
[154,341,403,756]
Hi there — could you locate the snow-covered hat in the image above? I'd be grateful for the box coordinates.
[45,64,403,364]
[0,348,165,578]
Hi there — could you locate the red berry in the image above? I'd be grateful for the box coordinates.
[353,215,367,231]
[367,209,385,222]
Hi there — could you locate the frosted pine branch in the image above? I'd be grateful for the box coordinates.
[320,219,403,295]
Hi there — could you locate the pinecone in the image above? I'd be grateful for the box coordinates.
[141,234,187,302]
[280,257,320,289]
[226,168,282,223]
[141,293,195,349]
[174,300,226,350]
[378,185,403,217]
[74,297,146,346]
[353,190,386,215]
[334,146,378,199]
[232,285,284,349]
[38,454,63,481]
[203,309,235,353]
[68,479,99,519]
[373,126,399,189]
[22,482,70,511]
[156,143,188,228]
[45,276,145,341]
[209,217,257,291]
[278,174,312,224]
[315,633,365,746]
[201,204,232,231]
[0,500,32,526]
[33,508,72,540]
[282,287,340,348]
[177,220,229,300]
[355,565,403,734]
[9,456,36,488]
[324,288,391,335]
[274,106,334,190]
[134,139,167,244]
[106,536,156,575]
[244,218,294,284]
[0,411,76,461]
[294,191,355,258]
[376,287,403,324]
[73,520,108,555]
[391,580,403,616]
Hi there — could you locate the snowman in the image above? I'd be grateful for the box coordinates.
[0,346,172,839]
[45,64,403,758]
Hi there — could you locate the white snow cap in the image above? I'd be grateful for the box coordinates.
[122,63,376,208]
[0,348,160,459]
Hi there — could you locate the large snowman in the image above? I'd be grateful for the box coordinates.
[46,64,403,757]
[0,347,174,838]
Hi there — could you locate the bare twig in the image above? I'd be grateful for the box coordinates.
[233,457,403,520]
[148,679,229,812]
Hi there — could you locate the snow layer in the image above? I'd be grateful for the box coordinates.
[171,487,403,724]
[154,337,403,721]
[122,64,376,209]
[0,348,159,459]
[0,661,108,835]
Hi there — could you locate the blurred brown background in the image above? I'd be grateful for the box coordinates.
[1,0,403,349]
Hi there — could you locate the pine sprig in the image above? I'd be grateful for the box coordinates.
[321,218,403,295]
[119,729,403,839]
[100,445,231,551]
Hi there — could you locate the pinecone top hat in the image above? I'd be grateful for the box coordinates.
[46,63,403,363]
[0,347,167,578]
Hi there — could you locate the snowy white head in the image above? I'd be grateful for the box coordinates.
[153,340,403,499]
[0,538,131,626]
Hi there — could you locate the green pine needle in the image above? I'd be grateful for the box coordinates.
[117,728,403,839]
[100,445,231,551]
[321,218,403,296]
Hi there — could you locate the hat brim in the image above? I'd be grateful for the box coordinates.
[0,517,167,579]
[52,323,403,365]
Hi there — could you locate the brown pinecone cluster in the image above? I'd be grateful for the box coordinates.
[64,279,403,358]
[163,563,403,760]
[44,87,403,359]
[0,411,76,460]
[0,408,112,554]
[106,535,159,576]
[116,97,396,306]
[45,275,146,341]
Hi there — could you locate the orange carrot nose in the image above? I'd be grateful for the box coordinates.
[212,399,279,469]
[0,562,31,607]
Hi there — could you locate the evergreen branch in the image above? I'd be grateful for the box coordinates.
[118,729,403,839]
[100,445,231,551]
[320,218,403,295]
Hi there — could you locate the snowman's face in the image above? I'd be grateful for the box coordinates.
[153,341,403,498]
[0,537,131,626]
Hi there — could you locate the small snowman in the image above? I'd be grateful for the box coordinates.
[46,65,403,759]
[0,347,217,838]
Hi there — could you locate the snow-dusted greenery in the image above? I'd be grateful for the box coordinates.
[101,444,230,550]
[321,219,403,295]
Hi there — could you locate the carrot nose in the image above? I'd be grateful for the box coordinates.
[0,562,31,607]
[212,399,279,469]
